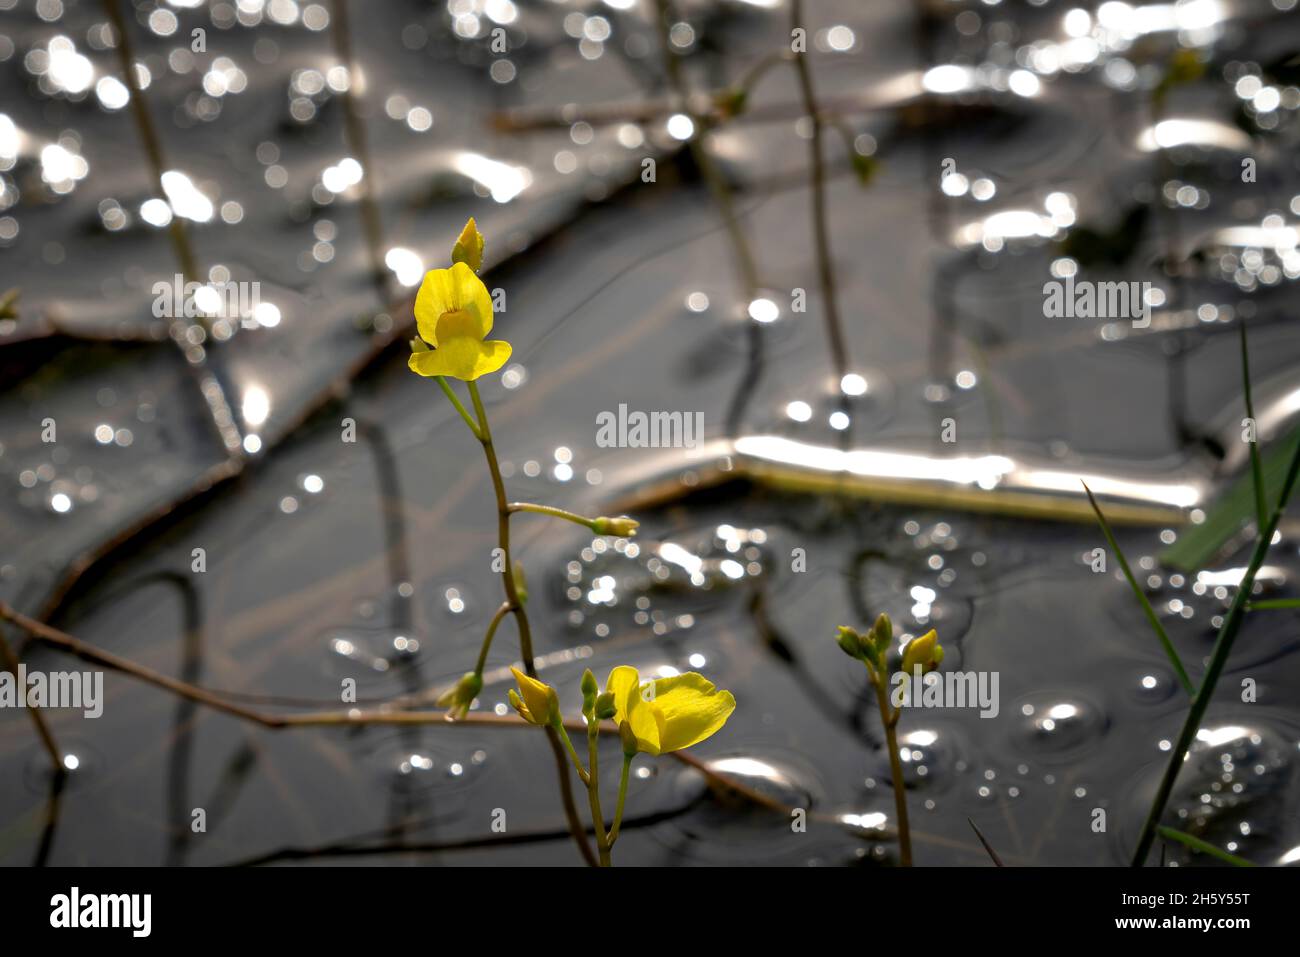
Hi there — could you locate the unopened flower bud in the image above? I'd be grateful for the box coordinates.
[836,625,864,660]
[594,691,617,720]
[592,516,639,538]
[510,667,559,726]
[900,629,943,676]
[870,612,893,657]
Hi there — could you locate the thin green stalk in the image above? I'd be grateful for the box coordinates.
[473,602,511,675]
[506,502,597,529]
[870,669,911,866]
[725,50,792,112]
[587,722,611,866]
[1239,323,1267,532]
[1084,483,1195,697]
[436,376,483,441]
[463,379,597,867]
[608,752,633,847]
[554,721,590,785]
[1157,826,1255,866]
[1131,439,1300,865]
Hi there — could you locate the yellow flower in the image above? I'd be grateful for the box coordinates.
[508,666,558,726]
[605,666,735,756]
[408,260,510,381]
[900,629,943,676]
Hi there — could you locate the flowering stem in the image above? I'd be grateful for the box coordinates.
[871,671,912,866]
[465,379,597,867]
[506,502,597,530]
[587,721,612,867]
[436,376,483,441]
[608,752,633,847]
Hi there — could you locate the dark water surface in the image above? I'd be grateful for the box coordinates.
[2,0,1300,865]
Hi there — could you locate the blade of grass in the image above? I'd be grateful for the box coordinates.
[1083,482,1195,697]
[1239,323,1268,533]
[1132,437,1300,865]
[1248,598,1300,610]
[1157,826,1255,866]
[1161,425,1300,573]
[967,817,1003,867]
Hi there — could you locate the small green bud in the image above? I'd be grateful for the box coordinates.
[900,629,943,676]
[870,612,893,658]
[594,691,617,720]
[581,668,598,714]
[592,516,639,538]
[836,625,863,660]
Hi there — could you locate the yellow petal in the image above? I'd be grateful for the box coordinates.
[413,262,493,345]
[511,666,554,725]
[407,337,511,381]
[605,666,660,755]
[413,268,456,345]
[605,665,640,719]
[450,261,494,338]
[649,672,736,753]
[507,688,534,724]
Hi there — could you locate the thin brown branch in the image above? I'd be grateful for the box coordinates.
[0,625,64,775]
[330,0,391,301]
[101,0,198,284]
[791,0,850,387]
[0,602,892,846]
[967,816,1004,867]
